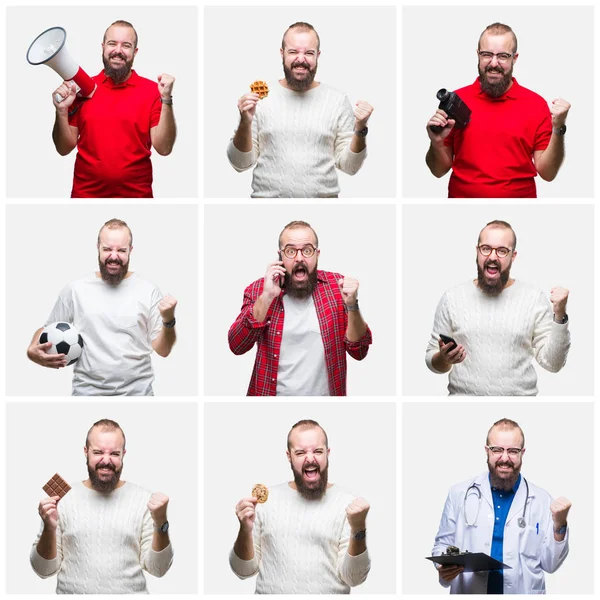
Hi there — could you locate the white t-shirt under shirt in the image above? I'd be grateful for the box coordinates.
[46,273,163,396]
[30,482,173,594]
[227,82,367,197]
[425,280,571,395]
[276,294,329,396]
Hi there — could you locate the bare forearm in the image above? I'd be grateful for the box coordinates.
[535,134,565,182]
[152,105,177,156]
[37,526,57,560]
[152,530,170,552]
[52,110,77,156]
[346,310,367,342]
[348,536,367,557]
[233,527,254,560]
[431,351,451,373]
[153,327,176,357]
[426,141,452,178]
[349,132,366,153]
[233,119,253,152]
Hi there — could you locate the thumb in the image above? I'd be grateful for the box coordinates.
[337,278,345,291]
[157,74,163,83]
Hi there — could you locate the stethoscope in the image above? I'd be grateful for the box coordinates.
[464,478,529,528]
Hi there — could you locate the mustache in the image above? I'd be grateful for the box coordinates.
[109,52,127,61]
[485,64,505,74]
[96,462,116,472]
[292,61,311,70]
[105,257,123,266]
[484,259,500,268]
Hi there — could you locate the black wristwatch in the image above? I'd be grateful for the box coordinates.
[160,97,173,105]
[555,523,567,535]
[353,529,367,540]
[154,520,170,533]
[163,317,176,328]
[553,313,568,324]
[354,126,368,138]
[553,124,566,136]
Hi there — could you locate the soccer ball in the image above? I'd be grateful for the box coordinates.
[39,322,84,366]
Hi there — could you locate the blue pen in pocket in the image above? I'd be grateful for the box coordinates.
[536,522,539,535]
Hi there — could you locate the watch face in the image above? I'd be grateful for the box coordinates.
[160,521,170,533]
[354,530,366,540]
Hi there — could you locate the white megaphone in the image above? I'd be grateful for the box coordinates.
[27,26,96,103]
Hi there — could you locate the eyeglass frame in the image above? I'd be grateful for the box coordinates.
[477,50,515,63]
[279,244,319,259]
[486,445,523,456]
[476,244,514,259]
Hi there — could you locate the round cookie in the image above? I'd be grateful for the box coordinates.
[252,483,269,503]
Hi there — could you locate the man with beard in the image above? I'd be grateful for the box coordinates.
[228,220,371,396]
[425,22,571,198]
[227,22,373,197]
[230,419,371,593]
[52,20,177,198]
[431,418,571,594]
[425,220,570,395]
[26,218,177,395]
[31,419,173,593]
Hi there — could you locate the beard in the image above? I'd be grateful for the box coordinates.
[478,61,513,98]
[99,255,129,286]
[283,59,318,91]
[291,459,328,500]
[476,257,510,296]
[87,459,122,493]
[488,456,521,491]
[284,262,318,299]
[102,51,134,84]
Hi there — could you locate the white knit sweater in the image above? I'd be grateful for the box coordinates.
[229,483,371,593]
[425,280,570,395]
[227,82,366,197]
[30,482,173,594]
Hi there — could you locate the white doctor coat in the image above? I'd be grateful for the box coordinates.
[432,472,569,594]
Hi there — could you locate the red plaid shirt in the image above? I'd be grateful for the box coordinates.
[228,270,372,396]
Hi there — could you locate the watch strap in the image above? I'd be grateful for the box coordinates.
[163,317,176,328]
[352,529,367,540]
[553,313,568,324]
[346,302,360,312]
[160,97,173,105]
[354,126,368,138]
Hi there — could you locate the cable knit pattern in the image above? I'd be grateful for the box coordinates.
[30,482,173,594]
[229,483,370,593]
[227,82,366,197]
[425,281,571,395]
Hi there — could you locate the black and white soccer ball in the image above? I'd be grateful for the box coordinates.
[39,322,84,366]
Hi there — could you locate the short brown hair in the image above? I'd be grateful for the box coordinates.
[278,220,319,249]
[486,418,525,448]
[85,418,126,450]
[287,419,328,450]
[478,219,517,250]
[282,22,320,51]
[104,20,138,49]
[98,218,133,247]
[478,22,517,54]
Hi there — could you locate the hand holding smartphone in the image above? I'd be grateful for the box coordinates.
[439,333,457,351]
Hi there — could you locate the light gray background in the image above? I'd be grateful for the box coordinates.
[402,402,594,594]
[8,5,198,198]
[204,203,396,396]
[402,5,594,198]
[204,401,396,594]
[402,203,594,396]
[6,401,198,594]
[5,204,198,396]
[204,5,397,198]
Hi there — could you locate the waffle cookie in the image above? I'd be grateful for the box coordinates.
[250,80,269,99]
[43,473,72,499]
[252,483,269,503]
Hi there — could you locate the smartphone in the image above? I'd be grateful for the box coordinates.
[277,251,285,287]
[439,333,457,351]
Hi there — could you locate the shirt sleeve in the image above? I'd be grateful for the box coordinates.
[337,514,371,587]
[228,284,271,355]
[30,520,63,578]
[140,504,174,578]
[227,115,260,172]
[150,93,162,129]
[531,292,570,373]
[334,96,367,175]
[45,285,75,326]
[345,325,372,361]
[431,491,456,588]
[229,511,262,579]
[532,106,552,152]
[425,293,451,373]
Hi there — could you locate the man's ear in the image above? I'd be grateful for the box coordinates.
[286,450,291,463]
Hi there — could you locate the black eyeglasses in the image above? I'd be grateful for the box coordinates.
[486,446,523,456]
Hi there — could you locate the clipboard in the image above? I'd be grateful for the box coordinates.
[426,552,511,572]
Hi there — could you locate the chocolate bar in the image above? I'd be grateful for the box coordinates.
[43,473,71,498]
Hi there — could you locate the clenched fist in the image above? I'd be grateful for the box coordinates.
[338,277,359,307]
[157,73,175,99]
[147,492,169,525]
[39,496,60,531]
[346,496,370,533]
[159,294,178,323]
[550,286,569,320]
[550,98,570,129]
[354,101,374,129]
[550,496,571,527]
[235,496,258,532]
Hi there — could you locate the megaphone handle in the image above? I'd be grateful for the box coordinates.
[55,81,81,103]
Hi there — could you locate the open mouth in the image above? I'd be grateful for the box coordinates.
[303,465,319,480]
[293,265,308,281]
[485,263,500,278]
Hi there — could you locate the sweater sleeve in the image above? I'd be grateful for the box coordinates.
[425,293,451,373]
[334,96,367,175]
[227,118,260,172]
[531,292,570,373]
[229,512,262,579]
[140,507,174,577]
[30,521,63,578]
[336,515,371,587]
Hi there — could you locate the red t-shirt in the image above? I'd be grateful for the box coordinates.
[444,78,552,198]
[68,70,162,198]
